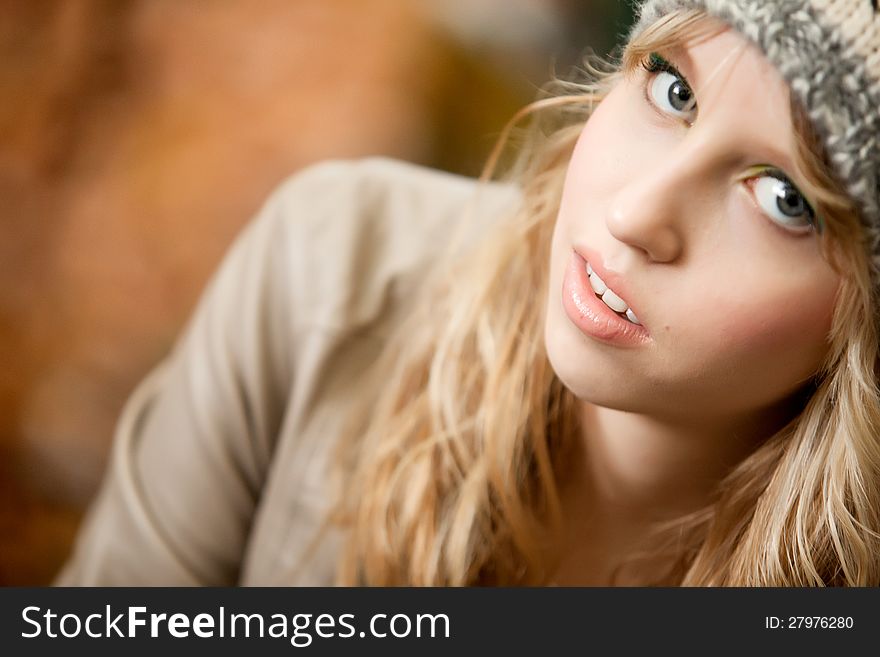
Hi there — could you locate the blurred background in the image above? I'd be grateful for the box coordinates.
[0,0,634,585]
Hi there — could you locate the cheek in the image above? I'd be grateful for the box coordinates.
[718,294,829,353]
[701,226,837,367]
[667,190,839,392]
[682,273,837,392]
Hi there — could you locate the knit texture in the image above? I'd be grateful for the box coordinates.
[629,0,880,288]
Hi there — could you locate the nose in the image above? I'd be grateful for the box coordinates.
[606,135,717,264]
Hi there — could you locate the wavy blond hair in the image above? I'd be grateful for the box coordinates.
[322,9,880,585]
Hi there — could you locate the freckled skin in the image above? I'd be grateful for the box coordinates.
[544,26,840,421]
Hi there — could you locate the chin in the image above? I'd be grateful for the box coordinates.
[543,302,653,413]
[545,306,604,400]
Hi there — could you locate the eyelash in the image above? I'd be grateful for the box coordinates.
[638,53,824,236]
[640,53,680,78]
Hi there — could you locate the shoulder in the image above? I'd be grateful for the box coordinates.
[259,157,521,333]
[270,156,513,210]
[268,157,519,248]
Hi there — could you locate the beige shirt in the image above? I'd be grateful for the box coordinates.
[55,157,520,585]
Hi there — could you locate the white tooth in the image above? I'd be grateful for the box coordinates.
[625,308,641,325]
[588,271,608,295]
[601,288,628,313]
[586,262,593,275]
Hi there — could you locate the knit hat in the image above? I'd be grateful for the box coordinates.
[628,0,880,286]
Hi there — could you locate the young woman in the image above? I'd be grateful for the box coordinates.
[57,0,880,586]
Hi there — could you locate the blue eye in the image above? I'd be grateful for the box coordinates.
[747,169,821,234]
[642,54,697,123]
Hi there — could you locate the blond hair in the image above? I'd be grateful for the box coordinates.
[324,9,880,586]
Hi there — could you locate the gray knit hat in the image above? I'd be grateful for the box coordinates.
[629,0,880,285]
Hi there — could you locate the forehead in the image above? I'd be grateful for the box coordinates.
[671,27,799,168]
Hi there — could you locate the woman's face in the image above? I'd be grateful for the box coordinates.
[544,24,842,421]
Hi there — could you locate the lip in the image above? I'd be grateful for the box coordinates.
[561,249,652,347]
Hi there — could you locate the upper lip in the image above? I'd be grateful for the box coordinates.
[573,245,646,327]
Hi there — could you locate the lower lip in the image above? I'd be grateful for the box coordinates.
[561,250,652,348]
